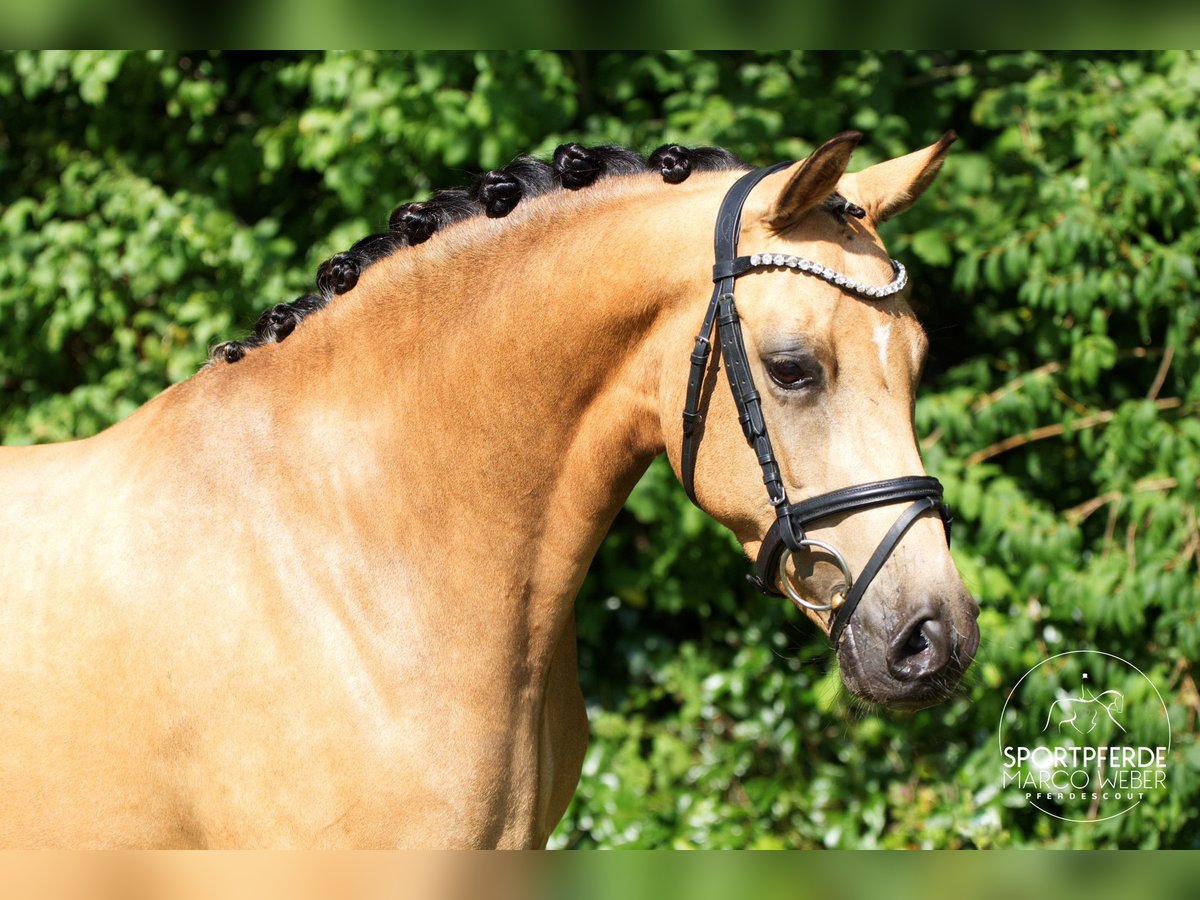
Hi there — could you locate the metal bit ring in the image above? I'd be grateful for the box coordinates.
[778,539,854,613]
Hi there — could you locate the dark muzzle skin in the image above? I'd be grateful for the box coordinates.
[837,594,981,709]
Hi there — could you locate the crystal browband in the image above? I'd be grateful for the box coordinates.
[743,254,908,299]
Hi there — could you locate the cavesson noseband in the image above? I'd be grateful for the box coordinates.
[680,163,952,645]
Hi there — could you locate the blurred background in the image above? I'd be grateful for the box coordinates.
[0,51,1196,848]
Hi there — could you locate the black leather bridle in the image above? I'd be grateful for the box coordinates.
[680,163,952,646]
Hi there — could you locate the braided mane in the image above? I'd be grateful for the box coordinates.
[211,143,747,364]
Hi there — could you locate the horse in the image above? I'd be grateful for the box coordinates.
[1043,690,1126,736]
[0,132,980,848]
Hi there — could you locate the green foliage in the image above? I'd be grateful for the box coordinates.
[1,51,1196,848]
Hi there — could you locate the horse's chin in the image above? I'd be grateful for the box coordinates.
[839,673,956,713]
[835,638,962,712]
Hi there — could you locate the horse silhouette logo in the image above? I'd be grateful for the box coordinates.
[1042,674,1125,736]
[1000,651,1171,824]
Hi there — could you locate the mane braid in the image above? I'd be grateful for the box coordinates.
[471,157,556,217]
[209,143,749,366]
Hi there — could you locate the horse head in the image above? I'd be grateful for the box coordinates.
[671,133,980,710]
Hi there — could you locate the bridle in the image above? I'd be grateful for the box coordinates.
[680,163,952,646]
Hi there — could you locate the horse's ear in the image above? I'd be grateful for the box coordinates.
[841,131,957,224]
[765,131,861,233]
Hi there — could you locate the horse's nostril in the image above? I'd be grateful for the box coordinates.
[887,612,951,682]
[905,629,930,654]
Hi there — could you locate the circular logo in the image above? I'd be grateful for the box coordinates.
[998,650,1170,823]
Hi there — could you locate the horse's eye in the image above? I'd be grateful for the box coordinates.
[766,355,822,390]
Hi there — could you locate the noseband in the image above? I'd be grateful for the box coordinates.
[680,164,952,645]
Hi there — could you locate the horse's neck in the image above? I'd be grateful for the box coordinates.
[171,179,717,663]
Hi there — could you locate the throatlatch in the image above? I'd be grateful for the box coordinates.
[679,165,952,646]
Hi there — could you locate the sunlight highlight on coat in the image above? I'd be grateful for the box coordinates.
[872,322,892,374]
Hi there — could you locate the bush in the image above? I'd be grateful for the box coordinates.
[1,51,1196,848]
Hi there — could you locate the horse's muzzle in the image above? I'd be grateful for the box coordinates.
[837,594,980,709]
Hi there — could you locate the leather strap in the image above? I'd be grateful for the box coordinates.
[828,497,940,645]
[716,295,788,506]
[681,162,791,504]
[787,476,945,527]
[752,477,950,595]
